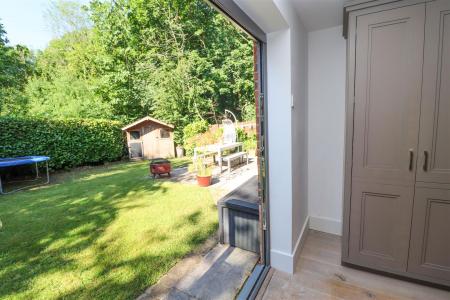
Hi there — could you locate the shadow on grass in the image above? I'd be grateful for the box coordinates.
[58,223,218,300]
[0,162,217,299]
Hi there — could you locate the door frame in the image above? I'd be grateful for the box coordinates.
[205,1,271,298]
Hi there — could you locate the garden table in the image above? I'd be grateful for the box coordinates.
[193,142,243,171]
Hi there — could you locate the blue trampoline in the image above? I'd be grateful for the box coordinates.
[0,156,50,194]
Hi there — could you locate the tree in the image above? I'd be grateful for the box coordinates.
[14,0,255,142]
[45,0,92,37]
[26,1,113,119]
[26,29,113,119]
[0,22,34,115]
[89,0,254,140]
[0,23,7,46]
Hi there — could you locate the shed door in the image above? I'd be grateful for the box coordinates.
[129,142,143,158]
[142,126,154,158]
[156,128,174,158]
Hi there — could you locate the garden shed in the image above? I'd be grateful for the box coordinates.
[122,117,175,159]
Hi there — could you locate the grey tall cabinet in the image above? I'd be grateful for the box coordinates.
[343,0,450,287]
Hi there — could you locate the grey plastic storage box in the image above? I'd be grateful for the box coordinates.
[219,199,259,253]
[218,176,260,253]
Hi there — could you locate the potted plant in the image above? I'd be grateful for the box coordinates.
[189,159,213,187]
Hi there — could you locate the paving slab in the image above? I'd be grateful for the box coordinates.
[140,244,258,300]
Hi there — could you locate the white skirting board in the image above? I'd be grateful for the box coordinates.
[309,215,342,236]
[270,249,295,274]
[270,217,310,274]
[269,216,342,273]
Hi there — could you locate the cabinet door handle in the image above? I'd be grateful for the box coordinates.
[423,151,429,172]
[409,149,414,171]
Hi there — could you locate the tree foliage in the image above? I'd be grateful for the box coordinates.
[1,0,255,144]
[0,22,34,116]
[44,0,92,37]
[25,29,112,119]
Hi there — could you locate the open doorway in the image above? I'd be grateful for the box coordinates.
[0,0,268,299]
[139,1,269,299]
[136,1,269,299]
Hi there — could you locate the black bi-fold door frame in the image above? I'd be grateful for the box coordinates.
[206,1,270,298]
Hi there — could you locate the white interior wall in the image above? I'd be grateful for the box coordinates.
[234,0,346,274]
[268,0,310,273]
[307,26,346,235]
[266,28,294,272]
[238,0,309,273]
[284,4,309,263]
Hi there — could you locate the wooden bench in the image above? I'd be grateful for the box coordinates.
[221,152,249,174]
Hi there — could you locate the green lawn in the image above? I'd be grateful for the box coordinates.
[0,160,217,300]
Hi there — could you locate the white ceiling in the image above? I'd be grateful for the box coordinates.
[234,0,289,33]
[291,0,346,32]
[234,0,346,33]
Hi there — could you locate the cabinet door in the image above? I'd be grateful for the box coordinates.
[417,0,450,184]
[352,4,425,186]
[408,188,450,285]
[349,181,414,271]
[349,4,425,271]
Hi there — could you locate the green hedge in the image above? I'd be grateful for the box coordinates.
[0,117,126,169]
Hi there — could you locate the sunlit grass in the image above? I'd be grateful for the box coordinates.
[0,160,217,299]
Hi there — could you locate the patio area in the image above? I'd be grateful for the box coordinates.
[169,156,258,203]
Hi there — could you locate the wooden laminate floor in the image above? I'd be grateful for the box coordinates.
[260,230,450,300]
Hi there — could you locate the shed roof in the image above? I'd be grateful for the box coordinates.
[122,116,174,131]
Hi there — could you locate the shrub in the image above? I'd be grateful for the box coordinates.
[241,103,256,122]
[237,128,257,152]
[236,127,246,142]
[188,158,213,177]
[184,128,223,156]
[183,120,209,141]
[0,116,125,170]
[243,133,257,152]
[182,120,210,155]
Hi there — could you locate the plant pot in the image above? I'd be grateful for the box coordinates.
[197,175,212,187]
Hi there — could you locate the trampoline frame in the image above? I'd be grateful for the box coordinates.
[0,157,50,195]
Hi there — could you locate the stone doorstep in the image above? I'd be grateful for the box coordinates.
[138,240,259,300]
[173,245,258,300]
[138,236,217,300]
